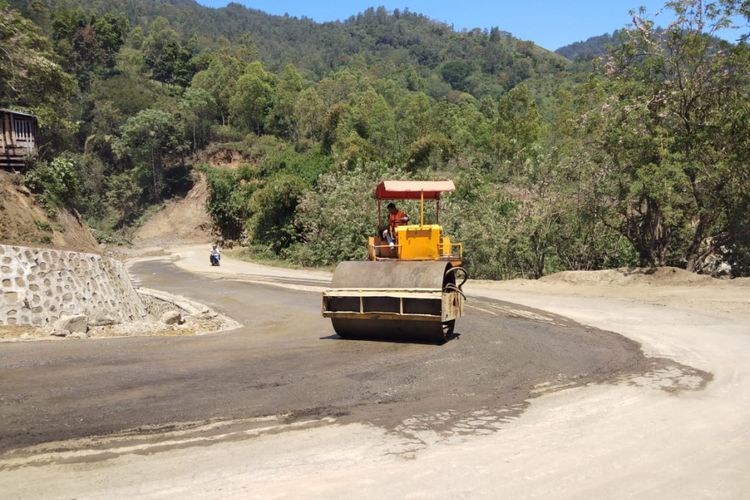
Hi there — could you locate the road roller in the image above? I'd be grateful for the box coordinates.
[322,180,467,343]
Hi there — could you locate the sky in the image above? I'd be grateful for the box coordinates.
[193,0,680,50]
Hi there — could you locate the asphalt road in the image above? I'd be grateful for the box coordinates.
[0,259,663,453]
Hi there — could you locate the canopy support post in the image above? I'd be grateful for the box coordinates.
[420,191,424,227]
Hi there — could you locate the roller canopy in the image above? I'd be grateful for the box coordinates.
[375,180,455,200]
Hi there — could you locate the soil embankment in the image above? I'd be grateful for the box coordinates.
[0,171,98,252]
[133,171,213,246]
[132,145,261,247]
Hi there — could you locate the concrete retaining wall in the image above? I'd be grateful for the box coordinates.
[0,244,147,326]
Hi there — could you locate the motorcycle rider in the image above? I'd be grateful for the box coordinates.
[210,244,221,266]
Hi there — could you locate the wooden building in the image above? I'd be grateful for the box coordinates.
[1,109,38,169]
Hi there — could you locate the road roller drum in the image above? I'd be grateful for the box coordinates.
[322,261,466,343]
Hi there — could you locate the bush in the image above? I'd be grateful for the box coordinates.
[288,163,410,266]
[91,227,132,245]
[33,219,52,232]
[258,145,330,184]
[24,155,80,211]
[246,174,307,253]
[105,167,148,227]
[200,164,257,239]
[210,125,245,143]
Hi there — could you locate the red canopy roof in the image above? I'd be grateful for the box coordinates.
[375,180,455,200]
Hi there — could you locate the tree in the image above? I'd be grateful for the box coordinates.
[0,3,72,105]
[342,88,397,159]
[142,17,196,86]
[406,133,455,170]
[50,7,129,88]
[94,13,130,68]
[440,60,473,92]
[394,92,437,147]
[294,86,326,143]
[114,109,185,201]
[246,174,307,253]
[191,53,244,125]
[598,0,750,269]
[0,1,75,153]
[202,166,255,238]
[492,84,543,168]
[290,164,410,266]
[180,88,216,151]
[266,64,304,140]
[229,61,275,134]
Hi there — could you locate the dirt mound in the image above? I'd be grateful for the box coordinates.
[0,170,99,252]
[200,147,246,170]
[540,267,717,286]
[133,171,213,246]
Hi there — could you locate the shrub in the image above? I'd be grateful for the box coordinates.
[200,164,256,239]
[24,155,80,211]
[246,174,307,253]
[288,163,410,266]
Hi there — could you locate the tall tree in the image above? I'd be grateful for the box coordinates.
[180,88,216,152]
[51,7,129,89]
[493,83,543,167]
[265,64,304,140]
[596,0,750,268]
[229,61,275,134]
[142,17,196,86]
[114,109,185,201]
[0,2,72,105]
[191,53,244,125]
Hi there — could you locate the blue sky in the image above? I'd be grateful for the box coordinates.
[194,0,680,50]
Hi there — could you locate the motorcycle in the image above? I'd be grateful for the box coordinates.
[210,252,221,266]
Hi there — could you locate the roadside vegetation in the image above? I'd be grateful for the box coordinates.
[2,0,748,278]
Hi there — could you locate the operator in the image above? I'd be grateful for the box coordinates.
[383,202,409,248]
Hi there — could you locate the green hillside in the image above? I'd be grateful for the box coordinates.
[10,0,571,96]
[555,31,622,61]
[2,0,749,278]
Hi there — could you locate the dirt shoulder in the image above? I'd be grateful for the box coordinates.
[470,267,750,321]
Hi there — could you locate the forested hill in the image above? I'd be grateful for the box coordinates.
[555,31,622,61]
[10,0,570,97]
[3,0,749,279]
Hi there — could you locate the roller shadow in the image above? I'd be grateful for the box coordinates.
[318,332,461,345]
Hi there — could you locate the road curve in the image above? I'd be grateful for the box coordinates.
[1,249,746,499]
[0,258,658,452]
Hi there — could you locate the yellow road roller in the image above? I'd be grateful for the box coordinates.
[321,180,467,343]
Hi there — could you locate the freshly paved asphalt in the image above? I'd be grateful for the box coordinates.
[0,259,658,452]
